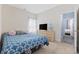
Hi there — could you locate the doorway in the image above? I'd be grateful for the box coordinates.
[61,12,74,45]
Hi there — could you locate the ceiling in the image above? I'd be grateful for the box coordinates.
[10,4,59,14]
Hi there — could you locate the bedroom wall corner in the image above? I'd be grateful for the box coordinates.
[37,4,79,42]
[1,5,36,33]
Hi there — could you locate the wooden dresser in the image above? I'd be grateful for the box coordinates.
[38,30,55,42]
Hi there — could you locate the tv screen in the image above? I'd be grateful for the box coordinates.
[39,24,47,30]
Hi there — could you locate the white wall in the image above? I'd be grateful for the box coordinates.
[37,4,79,42]
[2,5,36,33]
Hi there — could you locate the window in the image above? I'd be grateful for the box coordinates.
[28,18,36,33]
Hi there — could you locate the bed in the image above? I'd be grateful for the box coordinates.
[0,33,49,54]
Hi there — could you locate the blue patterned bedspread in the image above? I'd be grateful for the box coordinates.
[1,33,49,54]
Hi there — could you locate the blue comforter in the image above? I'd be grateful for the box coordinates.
[1,33,49,54]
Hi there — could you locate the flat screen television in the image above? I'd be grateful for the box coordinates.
[39,24,47,30]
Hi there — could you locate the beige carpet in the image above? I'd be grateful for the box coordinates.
[33,42,75,54]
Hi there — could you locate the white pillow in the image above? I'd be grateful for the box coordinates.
[8,31,16,36]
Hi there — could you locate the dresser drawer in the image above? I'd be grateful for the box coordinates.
[38,30,55,42]
[46,32,52,35]
[48,37,54,42]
